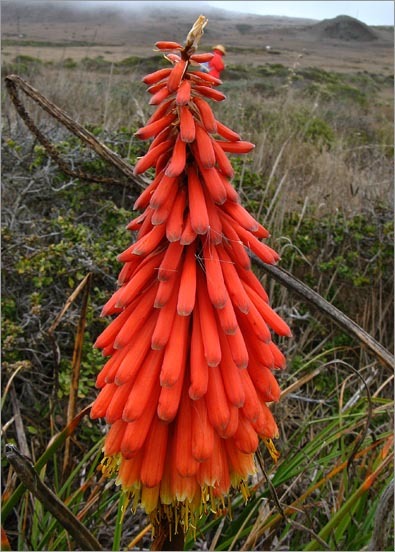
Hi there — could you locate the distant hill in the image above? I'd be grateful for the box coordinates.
[311,15,379,41]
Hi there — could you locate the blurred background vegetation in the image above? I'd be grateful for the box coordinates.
[1,43,394,551]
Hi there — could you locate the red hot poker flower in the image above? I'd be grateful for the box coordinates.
[91,15,291,537]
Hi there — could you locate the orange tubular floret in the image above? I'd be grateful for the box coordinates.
[219,215,251,270]
[166,53,181,63]
[157,356,186,422]
[147,81,167,96]
[114,284,158,349]
[247,357,281,402]
[211,138,234,178]
[216,244,250,313]
[105,379,135,424]
[190,71,222,86]
[149,125,172,150]
[90,382,118,419]
[197,432,223,487]
[198,164,227,205]
[179,105,196,143]
[114,253,163,306]
[193,84,226,102]
[151,181,178,225]
[150,174,179,210]
[215,120,241,142]
[157,240,184,281]
[167,59,188,92]
[149,86,171,106]
[133,181,159,211]
[156,150,173,175]
[237,267,269,302]
[238,300,271,343]
[151,276,179,350]
[165,134,187,177]
[196,268,222,366]
[269,341,287,369]
[225,438,255,480]
[146,98,174,125]
[240,368,263,423]
[166,187,187,242]
[155,41,183,51]
[215,286,239,334]
[134,139,173,175]
[118,451,144,488]
[233,414,259,454]
[104,419,127,456]
[121,385,160,457]
[176,80,191,105]
[222,201,267,235]
[218,172,240,203]
[177,241,197,316]
[245,284,292,337]
[135,207,154,238]
[201,184,223,244]
[180,211,197,245]
[155,268,180,308]
[96,341,135,387]
[136,112,176,141]
[189,303,209,399]
[101,345,115,357]
[122,349,164,421]
[118,226,166,261]
[114,313,158,385]
[187,166,210,235]
[225,327,249,369]
[218,331,245,407]
[202,241,228,309]
[219,404,239,439]
[126,212,147,232]
[243,330,274,368]
[143,67,172,85]
[232,221,279,265]
[117,259,141,285]
[174,387,200,477]
[256,403,279,439]
[191,396,214,461]
[216,140,255,154]
[195,124,216,168]
[94,301,135,349]
[193,97,217,133]
[160,313,190,387]
[214,442,231,497]
[140,417,169,488]
[206,364,231,432]
[190,52,214,63]
[141,486,160,514]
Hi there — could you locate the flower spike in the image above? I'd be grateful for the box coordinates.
[91,15,290,540]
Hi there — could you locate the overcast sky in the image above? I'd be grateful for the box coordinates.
[205,1,394,25]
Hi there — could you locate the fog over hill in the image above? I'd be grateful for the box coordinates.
[1,0,318,27]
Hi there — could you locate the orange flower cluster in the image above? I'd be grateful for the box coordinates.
[91,19,291,531]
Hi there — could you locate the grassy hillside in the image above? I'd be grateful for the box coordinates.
[1,14,394,552]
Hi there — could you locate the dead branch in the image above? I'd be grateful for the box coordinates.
[254,259,394,370]
[4,74,147,189]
